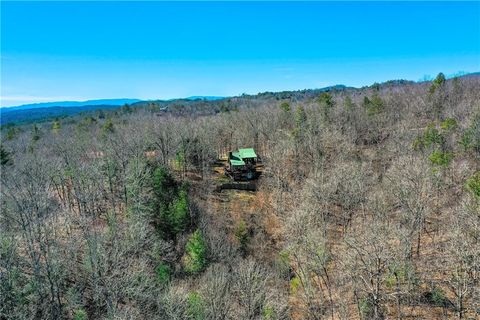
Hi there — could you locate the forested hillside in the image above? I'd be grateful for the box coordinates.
[1,74,479,319]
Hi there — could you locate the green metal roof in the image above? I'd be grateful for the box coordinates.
[230,151,245,166]
[230,159,245,166]
[238,148,257,159]
[229,148,257,167]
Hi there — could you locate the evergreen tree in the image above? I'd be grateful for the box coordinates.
[150,166,190,239]
[466,172,480,200]
[279,101,291,113]
[122,103,132,114]
[293,105,307,138]
[186,291,205,320]
[31,124,41,142]
[235,219,249,256]
[152,165,176,206]
[184,229,207,274]
[169,188,189,234]
[102,118,114,133]
[0,145,13,166]
[317,92,335,122]
[6,127,18,140]
[155,262,172,285]
[344,95,356,110]
[52,118,61,132]
[363,94,384,116]
[429,72,446,95]
[429,72,447,119]
[97,110,106,119]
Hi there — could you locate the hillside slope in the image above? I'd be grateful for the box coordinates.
[1,74,479,319]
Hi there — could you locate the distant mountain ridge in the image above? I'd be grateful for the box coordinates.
[1,97,228,111]
[2,99,141,111]
[0,105,131,125]
[0,96,229,124]
[2,73,478,126]
[185,96,225,101]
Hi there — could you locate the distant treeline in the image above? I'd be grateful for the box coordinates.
[0,104,123,125]
[0,80,423,126]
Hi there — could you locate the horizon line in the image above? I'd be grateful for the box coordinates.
[1,70,477,108]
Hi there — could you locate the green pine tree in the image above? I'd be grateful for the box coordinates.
[0,145,13,166]
[234,219,249,256]
[279,101,291,113]
[186,291,205,320]
[31,124,41,142]
[184,229,207,274]
[102,119,114,133]
[52,118,61,132]
[169,188,189,234]
[344,95,355,110]
[317,92,335,122]
[429,72,446,95]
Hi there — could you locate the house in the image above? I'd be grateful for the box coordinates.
[226,148,258,180]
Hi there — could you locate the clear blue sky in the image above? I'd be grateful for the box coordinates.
[1,1,479,107]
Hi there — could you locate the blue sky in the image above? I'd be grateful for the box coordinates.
[1,1,479,107]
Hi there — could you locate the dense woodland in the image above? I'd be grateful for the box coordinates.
[1,74,479,319]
